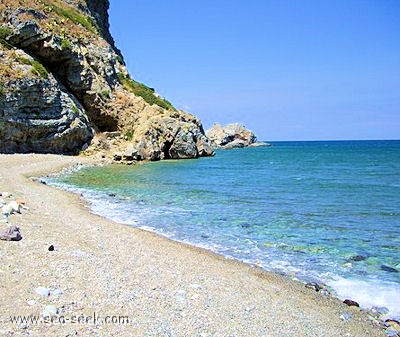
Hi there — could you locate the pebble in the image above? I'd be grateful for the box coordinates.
[35,286,51,297]
[340,312,353,322]
[27,299,36,306]
[70,249,88,257]
[51,288,64,297]
[343,299,360,307]
[0,225,22,241]
[305,282,322,292]
[42,305,59,317]
[176,290,187,304]
[370,306,389,316]
[48,245,55,251]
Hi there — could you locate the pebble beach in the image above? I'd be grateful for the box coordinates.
[0,154,386,336]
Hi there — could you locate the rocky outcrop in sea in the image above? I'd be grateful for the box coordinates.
[206,123,269,149]
[0,0,214,160]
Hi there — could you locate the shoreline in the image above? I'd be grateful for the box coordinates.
[0,154,385,336]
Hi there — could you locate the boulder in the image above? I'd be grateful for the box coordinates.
[206,123,265,149]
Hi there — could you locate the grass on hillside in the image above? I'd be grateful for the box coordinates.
[17,56,49,79]
[43,0,98,34]
[0,26,13,49]
[117,73,175,111]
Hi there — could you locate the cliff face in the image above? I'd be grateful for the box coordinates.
[0,0,214,159]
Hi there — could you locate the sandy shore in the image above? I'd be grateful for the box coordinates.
[0,154,384,336]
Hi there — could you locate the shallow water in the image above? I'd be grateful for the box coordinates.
[48,140,400,318]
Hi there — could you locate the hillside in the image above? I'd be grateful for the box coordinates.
[0,0,214,160]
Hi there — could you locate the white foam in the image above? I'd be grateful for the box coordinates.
[328,276,400,319]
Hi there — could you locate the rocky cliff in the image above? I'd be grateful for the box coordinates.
[0,0,214,160]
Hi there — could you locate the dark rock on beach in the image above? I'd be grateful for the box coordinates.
[305,282,322,292]
[343,299,360,307]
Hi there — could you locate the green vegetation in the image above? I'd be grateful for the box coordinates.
[0,26,13,49]
[100,90,111,100]
[17,56,49,79]
[116,55,124,65]
[61,37,71,50]
[124,130,134,140]
[117,73,175,111]
[44,1,98,34]
[71,104,79,115]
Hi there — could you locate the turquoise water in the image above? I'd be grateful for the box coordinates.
[49,140,400,317]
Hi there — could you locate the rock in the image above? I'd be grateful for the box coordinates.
[206,123,260,149]
[305,282,322,292]
[0,0,215,160]
[34,286,51,297]
[48,245,55,251]
[381,265,399,273]
[343,299,360,307]
[42,305,59,317]
[0,226,22,241]
[370,306,389,316]
[349,255,367,262]
[0,75,93,154]
[51,288,64,297]
[27,299,36,306]
[1,204,14,216]
[8,201,22,213]
[340,312,353,322]
[385,319,400,333]
[130,113,214,161]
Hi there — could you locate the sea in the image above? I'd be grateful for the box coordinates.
[47,140,400,318]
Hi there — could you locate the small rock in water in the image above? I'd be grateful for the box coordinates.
[305,282,322,292]
[0,226,22,241]
[108,192,116,197]
[349,255,367,262]
[35,286,51,297]
[42,305,59,317]
[48,245,55,251]
[343,299,360,307]
[381,265,399,273]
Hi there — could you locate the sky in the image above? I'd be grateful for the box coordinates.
[108,0,400,141]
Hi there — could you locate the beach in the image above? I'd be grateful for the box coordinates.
[0,154,385,336]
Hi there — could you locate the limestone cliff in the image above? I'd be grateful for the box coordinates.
[0,0,214,159]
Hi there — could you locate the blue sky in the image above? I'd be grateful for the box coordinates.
[109,0,400,141]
